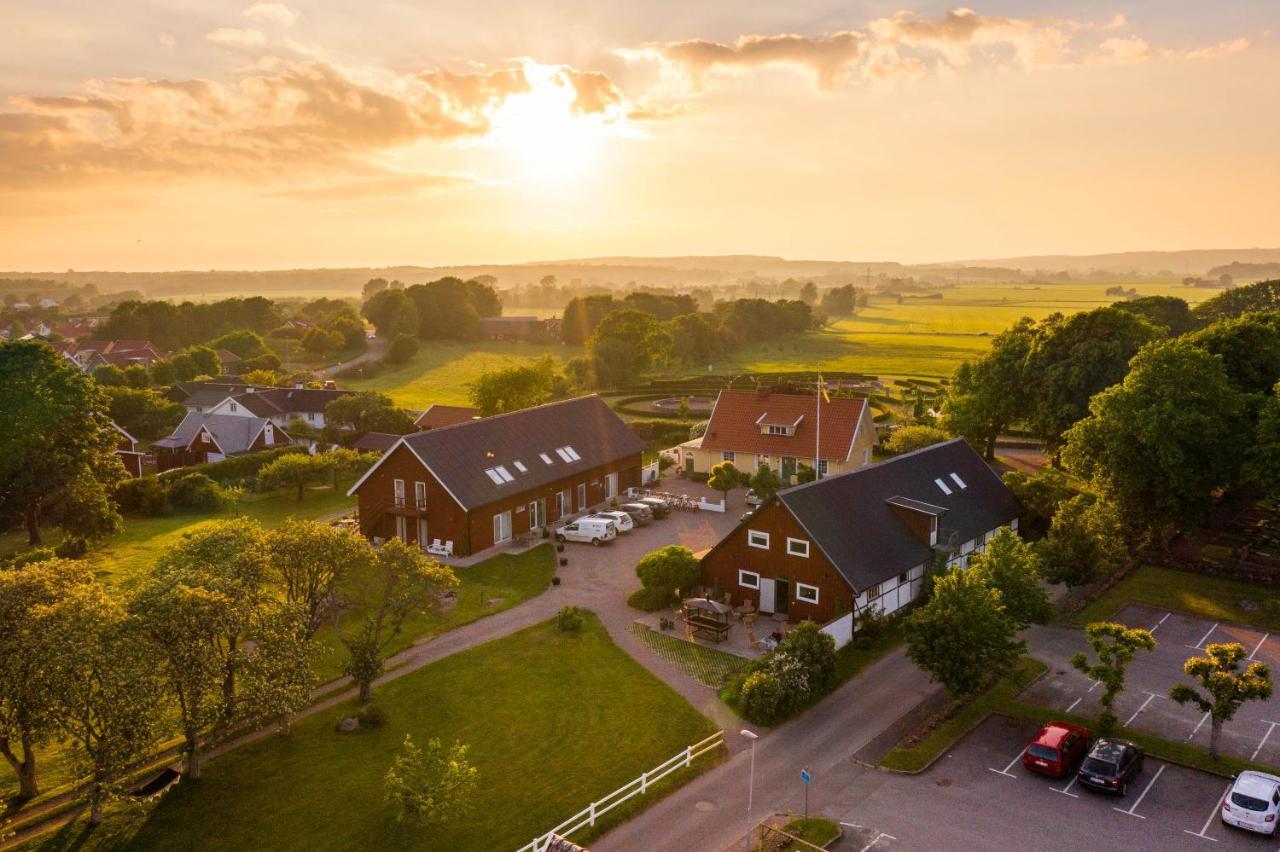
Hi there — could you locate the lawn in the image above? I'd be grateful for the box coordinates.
[39,613,721,851]
[1070,564,1280,633]
[345,339,576,407]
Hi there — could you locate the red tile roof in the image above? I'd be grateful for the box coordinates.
[415,404,479,430]
[700,390,867,462]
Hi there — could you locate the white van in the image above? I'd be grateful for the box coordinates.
[555,517,618,546]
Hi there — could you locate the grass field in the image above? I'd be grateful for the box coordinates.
[1069,564,1280,633]
[39,613,720,851]
[345,339,576,407]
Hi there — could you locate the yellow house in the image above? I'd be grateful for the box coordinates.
[679,389,878,485]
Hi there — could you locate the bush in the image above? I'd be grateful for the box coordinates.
[386,334,419,365]
[53,538,88,558]
[739,671,786,725]
[5,547,57,569]
[633,546,701,608]
[114,476,173,516]
[884,425,948,455]
[172,445,307,486]
[627,587,676,612]
[167,472,236,512]
[772,621,837,696]
[556,605,585,632]
[358,702,388,728]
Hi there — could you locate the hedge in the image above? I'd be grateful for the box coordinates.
[159,445,308,486]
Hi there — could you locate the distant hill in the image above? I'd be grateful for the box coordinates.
[1206,261,1280,281]
[936,248,1280,276]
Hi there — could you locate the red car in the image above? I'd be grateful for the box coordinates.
[1022,721,1090,778]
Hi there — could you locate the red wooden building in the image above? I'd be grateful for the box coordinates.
[348,395,645,557]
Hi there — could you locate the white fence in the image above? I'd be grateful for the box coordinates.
[515,731,724,852]
[697,497,726,513]
[819,611,854,649]
[641,462,660,485]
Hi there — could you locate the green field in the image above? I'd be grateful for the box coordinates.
[39,614,720,851]
[345,339,576,407]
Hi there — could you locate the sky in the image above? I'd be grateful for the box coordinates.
[1,1,1278,271]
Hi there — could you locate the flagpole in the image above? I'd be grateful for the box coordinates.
[815,373,821,480]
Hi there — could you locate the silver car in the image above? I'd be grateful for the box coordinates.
[619,502,653,525]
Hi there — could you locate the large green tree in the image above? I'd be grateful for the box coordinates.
[940,318,1038,460]
[1193,278,1280,324]
[586,309,666,387]
[905,568,1024,697]
[323,391,415,437]
[1170,643,1273,760]
[103,386,185,440]
[1071,622,1156,735]
[0,340,125,544]
[468,357,558,416]
[967,529,1052,627]
[1113,295,1198,336]
[1186,312,1280,396]
[1063,338,1249,536]
[1036,493,1128,586]
[268,520,372,638]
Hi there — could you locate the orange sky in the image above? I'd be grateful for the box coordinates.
[1,2,1277,270]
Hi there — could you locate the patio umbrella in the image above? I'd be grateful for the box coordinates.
[682,597,732,615]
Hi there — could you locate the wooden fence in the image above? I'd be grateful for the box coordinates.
[515,730,724,852]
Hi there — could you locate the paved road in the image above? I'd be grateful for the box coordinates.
[318,334,386,377]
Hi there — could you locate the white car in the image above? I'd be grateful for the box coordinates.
[1222,771,1280,835]
[745,489,765,507]
[555,517,617,546]
[590,511,635,534]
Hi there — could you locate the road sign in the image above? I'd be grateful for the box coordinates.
[800,769,811,784]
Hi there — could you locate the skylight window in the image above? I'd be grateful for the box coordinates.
[564,445,581,461]
[934,478,953,496]
[949,472,967,490]
[495,465,515,482]
[513,460,528,473]
[556,447,573,463]
[540,453,553,464]
[484,468,505,485]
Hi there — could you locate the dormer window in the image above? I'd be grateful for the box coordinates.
[766,425,790,436]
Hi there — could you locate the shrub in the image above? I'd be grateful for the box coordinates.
[114,476,173,516]
[627,587,676,612]
[53,538,88,558]
[386,334,419,365]
[739,671,786,725]
[357,702,388,728]
[167,472,236,512]
[772,621,837,696]
[556,605,585,632]
[172,445,307,485]
[884,425,948,455]
[855,605,890,640]
[5,547,57,569]
[633,546,701,608]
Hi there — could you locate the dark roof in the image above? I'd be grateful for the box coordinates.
[775,438,1021,593]
[228,387,353,416]
[352,395,645,510]
[168,380,263,404]
[152,411,282,455]
[352,431,403,452]
[885,496,948,515]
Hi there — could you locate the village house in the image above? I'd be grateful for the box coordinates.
[348,395,645,557]
[699,438,1021,627]
[205,386,352,430]
[112,422,145,477]
[168,380,271,412]
[413,403,478,431]
[58,339,165,372]
[151,411,291,471]
[677,389,877,485]
[478,315,553,340]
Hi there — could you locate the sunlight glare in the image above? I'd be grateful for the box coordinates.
[488,64,613,181]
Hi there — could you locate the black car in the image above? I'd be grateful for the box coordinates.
[637,497,671,519]
[1077,738,1144,795]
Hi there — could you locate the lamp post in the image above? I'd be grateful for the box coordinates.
[741,729,759,851]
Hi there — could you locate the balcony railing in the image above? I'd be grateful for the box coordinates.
[392,496,428,511]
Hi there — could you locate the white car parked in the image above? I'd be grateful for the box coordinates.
[590,511,635,534]
[555,517,618,546]
[1222,771,1280,835]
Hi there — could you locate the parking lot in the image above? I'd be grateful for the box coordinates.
[836,715,1276,850]
[1024,605,1280,768]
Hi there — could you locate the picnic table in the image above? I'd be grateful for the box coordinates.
[681,597,733,643]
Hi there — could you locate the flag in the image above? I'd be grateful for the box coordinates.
[817,374,830,403]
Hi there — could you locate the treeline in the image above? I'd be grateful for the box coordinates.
[360,277,502,342]
[97,296,282,351]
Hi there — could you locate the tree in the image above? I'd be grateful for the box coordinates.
[663,313,722,368]
[561,294,618,345]
[587,309,665,387]
[150,358,176,386]
[0,340,125,544]
[1246,383,1280,495]
[208,329,270,359]
[363,278,389,300]
[324,391,415,436]
[1037,494,1128,586]
[336,539,458,703]
[819,284,857,316]
[91,364,126,386]
[1113,295,1198,336]
[1186,313,1280,396]
[940,318,1038,460]
[1070,622,1156,735]
[257,452,334,500]
[384,735,479,826]
[187,345,221,377]
[103,386,185,440]
[303,327,344,355]
[242,368,285,387]
[905,568,1024,697]
[707,461,739,501]
[42,582,163,824]
[967,529,1052,627]
[386,333,418,364]
[268,520,372,637]
[1194,278,1280,324]
[1062,339,1249,537]
[327,315,367,349]
[630,545,701,611]
[749,464,783,501]
[1025,307,1159,455]
[363,288,419,339]
[122,363,149,389]
[885,425,947,455]
[800,282,818,305]
[1169,643,1273,760]
[0,559,93,800]
[1000,469,1077,536]
[468,357,558,416]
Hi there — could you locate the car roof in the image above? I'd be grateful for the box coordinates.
[1088,739,1133,761]
[1236,772,1280,797]
[1035,722,1081,747]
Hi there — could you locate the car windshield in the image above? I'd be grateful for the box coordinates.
[1027,744,1058,761]
[1082,758,1117,776]
[1231,792,1269,812]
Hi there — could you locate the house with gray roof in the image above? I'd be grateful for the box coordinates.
[151,411,292,471]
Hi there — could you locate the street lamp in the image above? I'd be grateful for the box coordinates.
[741,729,759,851]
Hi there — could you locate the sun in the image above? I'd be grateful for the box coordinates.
[488,65,613,179]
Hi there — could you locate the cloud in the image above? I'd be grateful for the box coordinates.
[626,7,1253,90]
[207,27,267,48]
[267,173,475,200]
[243,2,300,28]
[0,60,627,192]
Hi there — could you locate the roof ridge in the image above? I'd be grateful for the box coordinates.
[409,394,603,437]
[778,436,969,499]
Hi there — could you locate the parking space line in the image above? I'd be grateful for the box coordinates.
[1187,711,1210,742]
[1050,774,1080,798]
[1066,697,1082,713]
[1113,764,1164,819]
[1188,623,1219,650]
[1248,632,1270,659]
[988,747,1024,778]
[1088,679,1103,693]
[1250,720,1279,761]
[1151,612,1171,632]
[1124,692,1163,727]
[1183,783,1231,842]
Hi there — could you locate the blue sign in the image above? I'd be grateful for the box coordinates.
[800,769,811,784]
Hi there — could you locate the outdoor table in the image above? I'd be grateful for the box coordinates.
[683,612,731,643]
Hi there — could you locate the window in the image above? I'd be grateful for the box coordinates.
[722,451,736,462]
[484,468,505,485]
[577,483,587,511]
[229,402,238,413]
[898,572,909,584]
[795,583,819,604]
[817,459,828,477]
[950,472,967,490]
[557,490,570,517]
[513,460,528,473]
[747,530,770,550]
[393,479,405,507]
[864,582,881,599]
[556,447,573,463]
[933,477,953,496]
[786,537,810,558]
[564,445,581,461]
[862,448,870,465]
[738,570,760,589]
[767,425,789,435]
[540,453,554,465]
[493,510,512,543]
[307,411,316,421]
[414,481,426,508]
[494,465,515,482]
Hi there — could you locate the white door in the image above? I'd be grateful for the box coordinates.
[758,579,776,614]
[577,483,587,511]
[416,518,428,549]
[394,515,407,540]
[606,473,618,499]
[529,500,545,530]
[493,510,512,543]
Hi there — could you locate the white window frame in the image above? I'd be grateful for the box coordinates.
[795,582,819,604]
[493,510,513,544]
[738,570,760,590]
[722,450,735,462]
[747,530,770,550]
[577,483,587,511]
[414,481,426,508]
[786,537,810,558]
[817,459,828,477]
